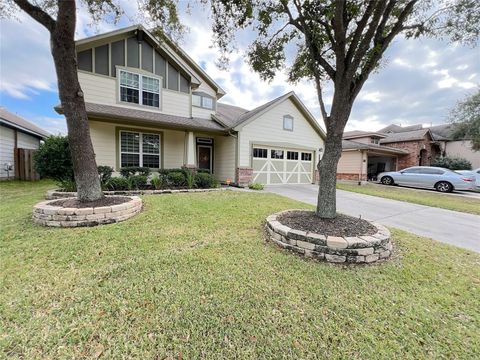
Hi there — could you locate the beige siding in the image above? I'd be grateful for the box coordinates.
[192,106,214,119]
[445,140,480,168]
[89,120,185,171]
[338,150,367,175]
[17,132,40,149]
[162,90,190,117]
[238,98,324,167]
[79,71,191,118]
[213,135,236,182]
[348,136,371,144]
[0,125,15,178]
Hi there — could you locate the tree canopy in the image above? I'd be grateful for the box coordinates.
[450,89,480,151]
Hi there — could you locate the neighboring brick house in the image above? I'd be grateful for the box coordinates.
[378,125,442,169]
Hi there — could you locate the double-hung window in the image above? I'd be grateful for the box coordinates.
[119,69,160,108]
[120,131,160,168]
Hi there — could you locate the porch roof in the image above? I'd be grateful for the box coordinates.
[55,102,227,133]
[342,140,409,155]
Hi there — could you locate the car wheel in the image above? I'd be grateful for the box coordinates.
[381,176,394,185]
[435,181,453,193]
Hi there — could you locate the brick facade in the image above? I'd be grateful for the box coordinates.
[384,137,441,170]
[337,173,367,181]
[236,167,253,186]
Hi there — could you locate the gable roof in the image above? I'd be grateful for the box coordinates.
[379,128,433,144]
[75,25,226,98]
[0,108,49,139]
[215,92,326,139]
[342,139,409,155]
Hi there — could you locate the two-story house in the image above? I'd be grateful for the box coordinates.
[57,25,325,186]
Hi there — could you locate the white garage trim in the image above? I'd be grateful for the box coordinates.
[251,144,315,185]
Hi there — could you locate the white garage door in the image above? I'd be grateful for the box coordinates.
[252,146,314,185]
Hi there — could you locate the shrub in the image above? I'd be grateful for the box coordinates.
[167,171,186,187]
[248,182,264,190]
[34,135,74,182]
[97,165,113,188]
[432,156,472,170]
[127,175,148,190]
[105,177,129,191]
[194,172,218,189]
[120,166,151,178]
[185,170,195,189]
[151,174,168,190]
[58,178,77,192]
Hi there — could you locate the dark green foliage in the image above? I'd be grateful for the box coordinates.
[432,157,472,170]
[167,171,186,187]
[127,175,148,190]
[151,174,168,190]
[58,178,77,192]
[105,177,129,191]
[97,165,113,187]
[248,182,264,190]
[194,172,218,189]
[120,167,151,178]
[33,136,74,182]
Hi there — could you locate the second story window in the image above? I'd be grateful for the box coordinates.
[283,115,294,131]
[192,92,215,110]
[119,69,160,108]
[371,137,380,144]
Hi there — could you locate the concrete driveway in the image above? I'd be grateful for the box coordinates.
[265,184,480,253]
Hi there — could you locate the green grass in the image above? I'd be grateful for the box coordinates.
[337,181,480,215]
[1,180,479,359]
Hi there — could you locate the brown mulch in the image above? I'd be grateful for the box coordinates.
[277,211,377,237]
[50,196,131,208]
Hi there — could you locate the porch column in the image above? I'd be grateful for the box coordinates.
[185,131,196,168]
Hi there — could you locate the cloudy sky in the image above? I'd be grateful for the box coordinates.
[0,2,478,135]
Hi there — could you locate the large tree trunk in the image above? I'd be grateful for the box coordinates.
[316,133,343,218]
[316,85,352,218]
[50,2,103,202]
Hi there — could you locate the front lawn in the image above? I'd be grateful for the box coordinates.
[337,181,480,215]
[1,181,479,358]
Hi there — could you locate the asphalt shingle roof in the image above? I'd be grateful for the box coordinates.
[342,140,409,154]
[56,103,227,132]
[379,129,431,143]
[0,107,49,138]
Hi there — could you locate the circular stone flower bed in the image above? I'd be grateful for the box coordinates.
[265,210,392,264]
[33,196,142,228]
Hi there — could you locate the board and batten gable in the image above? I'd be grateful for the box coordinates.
[236,98,324,167]
[75,27,221,121]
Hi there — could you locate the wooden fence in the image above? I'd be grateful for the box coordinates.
[14,148,40,181]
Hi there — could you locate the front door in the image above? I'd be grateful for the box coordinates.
[197,145,212,173]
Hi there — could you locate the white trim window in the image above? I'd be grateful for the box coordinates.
[283,115,294,131]
[192,93,214,110]
[253,148,268,158]
[119,69,161,108]
[120,131,160,168]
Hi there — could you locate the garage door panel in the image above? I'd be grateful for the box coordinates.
[252,146,313,185]
[252,159,267,171]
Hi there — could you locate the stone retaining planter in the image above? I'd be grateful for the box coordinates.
[45,188,227,200]
[33,196,142,228]
[265,210,392,264]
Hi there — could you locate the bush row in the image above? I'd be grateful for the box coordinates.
[103,168,218,191]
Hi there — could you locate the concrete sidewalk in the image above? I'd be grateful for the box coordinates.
[265,184,480,253]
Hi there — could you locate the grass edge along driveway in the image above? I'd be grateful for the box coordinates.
[1,180,479,359]
[337,181,480,215]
